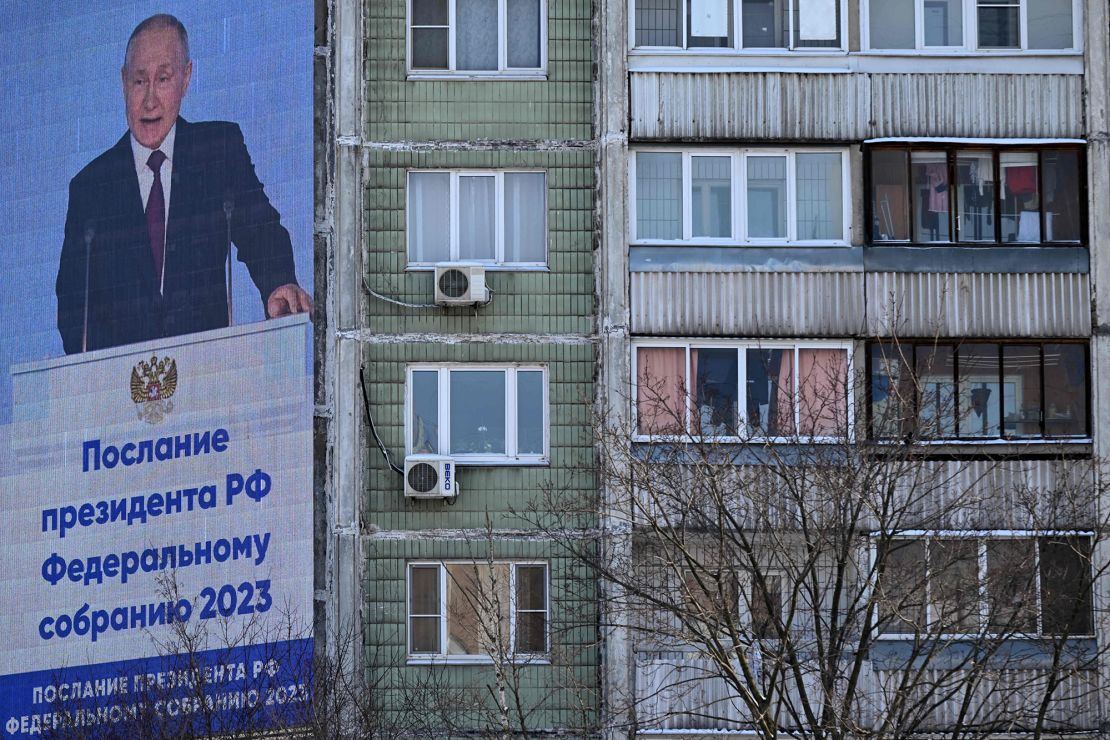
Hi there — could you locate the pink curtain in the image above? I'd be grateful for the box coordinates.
[637,348,687,435]
[798,349,847,436]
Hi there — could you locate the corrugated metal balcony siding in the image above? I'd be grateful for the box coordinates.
[631,271,866,335]
[866,271,1091,337]
[633,653,1098,732]
[631,72,1084,140]
[630,272,1090,338]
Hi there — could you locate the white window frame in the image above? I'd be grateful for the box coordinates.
[861,0,1081,53]
[629,0,848,53]
[870,531,1095,640]
[630,148,850,246]
[631,338,855,443]
[407,0,548,78]
[406,170,548,270]
[406,364,550,465]
[406,561,551,664]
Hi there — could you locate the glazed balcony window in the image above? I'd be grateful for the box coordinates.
[867,145,1083,245]
[634,150,849,245]
[864,0,1078,52]
[634,0,844,50]
[634,340,852,441]
[868,341,1088,441]
[875,535,1093,638]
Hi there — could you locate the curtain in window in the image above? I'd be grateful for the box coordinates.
[637,348,687,434]
[798,348,846,436]
[507,0,542,67]
[457,0,498,69]
[408,173,451,262]
[504,172,546,262]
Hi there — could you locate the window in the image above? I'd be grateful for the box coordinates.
[634,0,844,50]
[408,365,548,463]
[634,150,848,244]
[874,535,1093,637]
[634,341,851,440]
[869,342,1088,441]
[868,145,1083,245]
[408,171,546,267]
[865,0,1077,51]
[409,0,545,73]
[408,562,549,661]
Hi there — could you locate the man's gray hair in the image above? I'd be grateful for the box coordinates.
[124,14,190,68]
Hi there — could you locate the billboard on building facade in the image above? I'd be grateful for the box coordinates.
[0,3,313,736]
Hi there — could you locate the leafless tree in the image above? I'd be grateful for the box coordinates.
[537,336,1105,738]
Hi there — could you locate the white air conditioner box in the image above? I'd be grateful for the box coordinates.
[404,454,457,498]
[434,263,488,305]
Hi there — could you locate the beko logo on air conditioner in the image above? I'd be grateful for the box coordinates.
[443,462,453,492]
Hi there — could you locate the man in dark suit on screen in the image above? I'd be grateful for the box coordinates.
[56,14,312,355]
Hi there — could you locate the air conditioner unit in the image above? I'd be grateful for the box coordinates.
[434,263,488,305]
[404,455,458,498]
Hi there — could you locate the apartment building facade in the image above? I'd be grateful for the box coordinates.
[318,0,1109,735]
[597,0,1109,734]
[320,0,599,733]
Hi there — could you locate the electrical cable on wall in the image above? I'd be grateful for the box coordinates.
[363,276,440,309]
[360,365,405,476]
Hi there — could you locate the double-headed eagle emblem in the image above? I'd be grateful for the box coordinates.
[130,355,178,424]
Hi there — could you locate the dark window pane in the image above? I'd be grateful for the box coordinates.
[871,149,910,241]
[987,540,1037,632]
[1043,150,1082,242]
[450,371,506,454]
[1044,344,1087,437]
[515,612,547,652]
[1040,538,1093,635]
[955,150,996,242]
[870,343,912,439]
[412,28,449,68]
[916,345,955,438]
[516,566,546,610]
[1002,345,1042,438]
[977,2,1020,48]
[636,0,681,46]
[929,539,979,633]
[877,540,926,634]
[413,0,449,25]
[749,574,782,639]
[694,348,739,436]
[1001,152,1040,242]
[410,616,441,652]
[958,344,1001,438]
[458,0,498,70]
[742,0,785,47]
[507,0,542,67]
[747,349,793,437]
[411,566,441,614]
[912,152,950,242]
[689,0,734,47]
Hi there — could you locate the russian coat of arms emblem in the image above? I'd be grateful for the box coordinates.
[130,355,178,424]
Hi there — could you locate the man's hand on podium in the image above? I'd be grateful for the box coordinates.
[266,283,314,318]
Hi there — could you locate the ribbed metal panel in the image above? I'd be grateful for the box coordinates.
[631,72,869,140]
[871,74,1085,139]
[866,272,1091,338]
[890,459,1095,530]
[631,271,865,336]
[630,72,1082,140]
